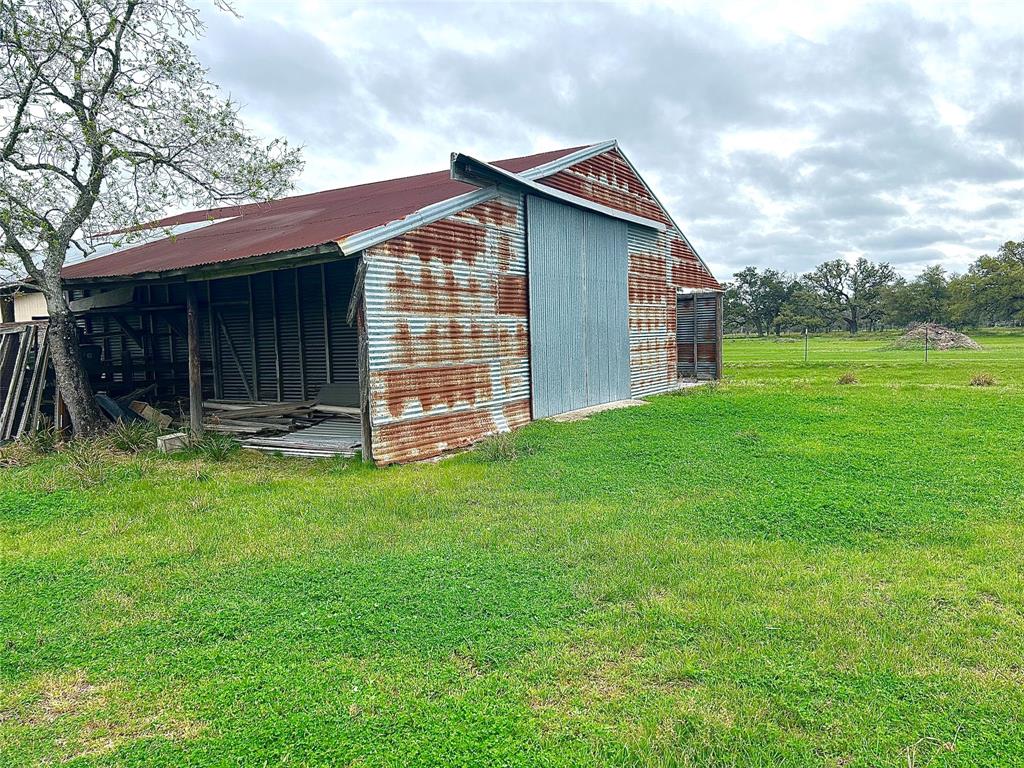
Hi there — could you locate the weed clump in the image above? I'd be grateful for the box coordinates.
[106,419,159,454]
[836,372,859,385]
[61,439,114,487]
[22,422,60,455]
[475,431,530,463]
[970,373,996,387]
[191,432,239,461]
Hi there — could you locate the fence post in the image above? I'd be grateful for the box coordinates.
[804,328,808,363]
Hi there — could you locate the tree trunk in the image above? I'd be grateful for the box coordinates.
[846,308,859,334]
[43,289,104,437]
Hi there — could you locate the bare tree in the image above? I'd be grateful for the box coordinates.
[0,0,302,435]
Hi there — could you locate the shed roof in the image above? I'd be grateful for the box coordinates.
[62,144,589,280]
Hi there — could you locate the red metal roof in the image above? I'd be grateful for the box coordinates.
[63,145,587,279]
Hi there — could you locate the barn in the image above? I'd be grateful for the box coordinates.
[18,140,722,463]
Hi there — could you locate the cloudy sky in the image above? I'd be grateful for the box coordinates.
[193,0,1022,280]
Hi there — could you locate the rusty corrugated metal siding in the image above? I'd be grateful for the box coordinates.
[363,191,530,464]
[627,226,677,396]
[538,148,720,397]
[538,149,672,225]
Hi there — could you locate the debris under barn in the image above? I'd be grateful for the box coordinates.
[6,140,722,463]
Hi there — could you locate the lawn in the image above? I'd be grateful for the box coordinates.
[2,329,1023,766]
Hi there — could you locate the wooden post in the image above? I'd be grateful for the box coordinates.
[186,284,204,438]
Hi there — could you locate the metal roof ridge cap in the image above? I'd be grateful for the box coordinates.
[519,139,617,180]
[451,152,666,231]
[336,186,499,255]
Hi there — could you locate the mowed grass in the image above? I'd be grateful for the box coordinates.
[2,330,1023,766]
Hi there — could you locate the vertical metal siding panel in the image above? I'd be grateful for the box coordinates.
[541,148,722,396]
[209,275,254,400]
[325,259,359,384]
[582,211,630,407]
[273,270,303,401]
[298,264,328,399]
[250,272,280,401]
[528,196,586,418]
[528,197,629,416]
[363,191,530,464]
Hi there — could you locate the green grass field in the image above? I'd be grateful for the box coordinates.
[2,329,1023,766]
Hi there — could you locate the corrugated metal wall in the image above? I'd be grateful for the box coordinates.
[526,195,629,418]
[537,147,721,397]
[363,191,531,464]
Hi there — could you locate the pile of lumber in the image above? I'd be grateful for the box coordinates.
[0,322,51,441]
[202,386,361,438]
[203,400,323,435]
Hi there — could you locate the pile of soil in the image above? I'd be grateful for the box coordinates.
[890,323,982,351]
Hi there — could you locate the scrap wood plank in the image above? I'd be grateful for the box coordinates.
[208,417,292,429]
[129,400,172,429]
[312,404,361,417]
[27,339,51,434]
[212,400,315,420]
[96,392,141,422]
[0,326,33,439]
[16,327,48,438]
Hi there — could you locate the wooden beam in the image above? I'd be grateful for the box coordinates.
[28,338,50,434]
[186,285,204,438]
[68,285,135,312]
[111,314,145,350]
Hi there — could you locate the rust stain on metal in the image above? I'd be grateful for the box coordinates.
[379,364,493,418]
[387,265,490,315]
[670,237,720,289]
[388,320,526,367]
[374,409,499,464]
[496,275,528,316]
[380,219,487,267]
[457,199,519,229]
[538,149,671,225]
[495,231,516,272]
[502,398,532,427]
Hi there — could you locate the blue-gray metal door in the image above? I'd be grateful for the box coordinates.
[527,196,630,418]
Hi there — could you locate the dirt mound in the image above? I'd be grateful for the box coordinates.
[890,323,982,351]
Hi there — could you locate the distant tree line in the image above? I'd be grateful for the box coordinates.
[724,239,1024,335]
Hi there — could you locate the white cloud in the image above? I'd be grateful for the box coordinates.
[194,0,1023,279]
